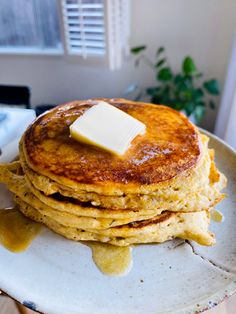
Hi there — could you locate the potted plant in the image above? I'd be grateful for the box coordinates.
[127,46,220,124]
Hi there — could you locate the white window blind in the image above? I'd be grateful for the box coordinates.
[62,0,106,56]
[62,0,130,69]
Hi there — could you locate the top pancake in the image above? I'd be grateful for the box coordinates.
[22,98,202,194]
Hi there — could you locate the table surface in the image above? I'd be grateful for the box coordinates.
[0,293,235,313]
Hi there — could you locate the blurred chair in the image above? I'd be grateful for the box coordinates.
[0,85,31,109]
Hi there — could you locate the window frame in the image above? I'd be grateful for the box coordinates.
[0,47,64,56]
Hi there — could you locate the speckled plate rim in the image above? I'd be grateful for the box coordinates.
[0,129,236,314]
[181,280,236,314]
[180,128,236,314]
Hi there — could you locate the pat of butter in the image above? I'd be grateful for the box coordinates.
[70,101,146,155]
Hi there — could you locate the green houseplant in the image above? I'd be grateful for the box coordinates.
[129,46,220,124]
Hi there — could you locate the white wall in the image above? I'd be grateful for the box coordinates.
[215,33,236,148]
[0,0,236,130]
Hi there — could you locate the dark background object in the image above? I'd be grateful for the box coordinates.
[0,85,31,108]
[35,104,56,116]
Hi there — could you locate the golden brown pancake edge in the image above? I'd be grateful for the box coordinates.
[22,98,202,194]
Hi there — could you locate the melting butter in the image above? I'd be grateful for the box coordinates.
[70,101,146,155]
[0,208,42,253]
[211,209,224,223]
[87,242,132,276]
[0,209,132,276]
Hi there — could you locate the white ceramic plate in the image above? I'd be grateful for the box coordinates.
[0,131,236,314]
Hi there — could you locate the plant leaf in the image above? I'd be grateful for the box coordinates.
[151,95,162,104]
[182,76,193,89]
[194,105,206,124]
[150,85,172,105]
[162,85,171,101]
[146,86,160,96]
[156,47,164,56]
[155,58,166,68]
[203,79,220,95]
[184,101,195,116]
[196,101,206,107]
[174,75,193,91]
[209,100,216,109]
[157,67,172,82]
[182,56,197,75]
[174,74,183,85]
[130,45,147,55]
[173,102,186,111]
[181,90,193,102]
[192,88,204,101]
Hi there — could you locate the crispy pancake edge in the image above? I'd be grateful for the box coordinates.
[22,98,202,194]
[15,196,215,246]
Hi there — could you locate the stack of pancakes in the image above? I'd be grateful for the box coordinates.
[0,99,226,246]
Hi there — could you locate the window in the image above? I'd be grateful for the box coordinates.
[62,0,106,56]
[0,0,62,53]
[62,0,130,68]
[0,0,130,68]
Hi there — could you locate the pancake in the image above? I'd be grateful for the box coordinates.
[0,158,220,247]
[14,197,215,246]
[18,141,226,214]
[0,162,158,219]
[0,99,227,248]
[2,175,157,229]
[0,159,225,221]
[19,134,225,212]
[25,160,225,215]
[0,163,224,237]
[22,98,202,195]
